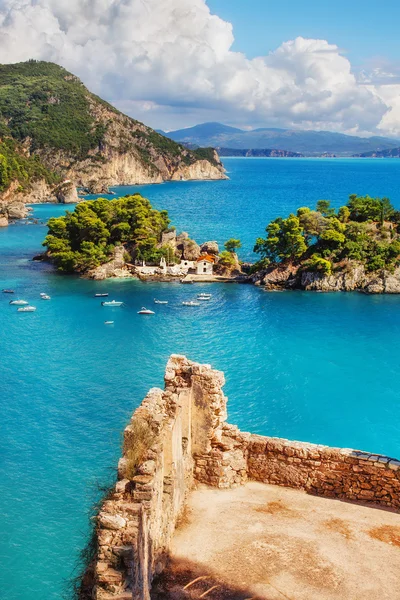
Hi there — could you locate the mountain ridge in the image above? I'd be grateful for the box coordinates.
[163,121,400,157]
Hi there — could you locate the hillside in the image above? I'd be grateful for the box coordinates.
[355,148,400,158]
[0,61,225,225]
[164,122,400,157]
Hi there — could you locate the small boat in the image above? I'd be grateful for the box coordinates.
[197,294,212,301]
[41,294,51,300]
[138,307,155,315]
[104,321,114,325]
[95,293,109,297]
[17,306,36,312]
[182,301,200,307]
[10,299,29,306]
[101,300,123,307]
[154,299,168,304]
[180,279,194,284]
[2,289,14,294]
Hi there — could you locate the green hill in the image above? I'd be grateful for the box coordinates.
[0,61,225,221]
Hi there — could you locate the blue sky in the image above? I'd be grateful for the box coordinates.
[208,0,400,66]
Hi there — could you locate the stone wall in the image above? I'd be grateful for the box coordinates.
[87,355,400,599]
[89,355,227,600]
[195,423,400,508]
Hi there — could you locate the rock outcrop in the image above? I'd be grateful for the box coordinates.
[54,180,79,204]
[176,235,201,261]
[252,261,400,294]
[200,241,219,255]
[86,246,133,280]
[0,179,56,225]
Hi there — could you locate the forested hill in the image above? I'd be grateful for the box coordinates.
[0,61,225,202]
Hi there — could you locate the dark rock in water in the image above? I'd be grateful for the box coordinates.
[32,253,46,261]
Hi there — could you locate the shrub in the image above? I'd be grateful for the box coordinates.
[123,420,155,480]
[303,254,332,274]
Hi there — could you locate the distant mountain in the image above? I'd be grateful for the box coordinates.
[164,122,400,157]
[218,148,302,158]
[355,148,400,158]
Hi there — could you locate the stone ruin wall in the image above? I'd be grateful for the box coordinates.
[88,355,400,600]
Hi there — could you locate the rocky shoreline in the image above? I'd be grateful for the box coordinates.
[251,261,400,294]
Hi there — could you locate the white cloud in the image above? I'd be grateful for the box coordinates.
[0,0,397,135]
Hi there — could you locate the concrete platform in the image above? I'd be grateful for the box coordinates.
[152,482,400,600]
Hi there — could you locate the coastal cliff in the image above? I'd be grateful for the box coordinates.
[0,61,226,225]
[80,355,400,599]
[252,261,400,293]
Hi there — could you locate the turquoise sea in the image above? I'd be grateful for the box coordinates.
[1,158,400,599]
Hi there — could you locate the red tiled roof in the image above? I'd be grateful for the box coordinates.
[196,254,215,263]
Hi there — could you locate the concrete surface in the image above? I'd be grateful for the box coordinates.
[162,482,400,600]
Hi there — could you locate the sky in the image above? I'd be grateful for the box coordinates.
[207,1,400,65]
[0,0,399,136]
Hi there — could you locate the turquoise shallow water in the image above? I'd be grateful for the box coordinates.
[1,158,400,599]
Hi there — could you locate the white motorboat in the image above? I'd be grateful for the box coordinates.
[138,307,155,315]
[197,294,212,301]
[101,300,123,307]
[95,293,109,297]
[10,299,29,306]
[154,299,168,304]
[41,294,51,300]
[17,306,36,312]
[182,301,200,306]
[104,320,114,325]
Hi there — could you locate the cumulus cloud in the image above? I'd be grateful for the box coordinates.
[0,0,397,134]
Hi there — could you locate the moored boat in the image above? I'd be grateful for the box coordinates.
[2,289,14,294]
[104,321,114,325]
[41,294,51,300]
[138,307,155,315]
[17,306,36,312]
[197,293,212,301]
[154,299,168,304]
[10,299,29,306]
[182,301,200,306]
[95,293,109,297]
[101,300,123,307]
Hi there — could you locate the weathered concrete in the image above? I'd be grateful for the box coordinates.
[168,482,400,600]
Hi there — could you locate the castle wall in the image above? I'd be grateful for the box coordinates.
[87,355,400,600]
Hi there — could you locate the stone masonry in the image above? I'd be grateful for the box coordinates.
[85,355,400,600]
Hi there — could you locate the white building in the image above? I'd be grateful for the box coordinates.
[196,255,214,275]
[179,259,196,271]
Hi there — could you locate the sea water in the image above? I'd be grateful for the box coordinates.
[1,158,400,599]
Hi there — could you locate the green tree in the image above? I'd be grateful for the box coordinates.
[316,200,335,217]
[43,194,173,273]
[254,215,307,262]
[297,207,326,239]
[218,250,236,267]
[303,254,332,274]
[347,194,394,223]
[224,238,241,253]
[338,206,350,223]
